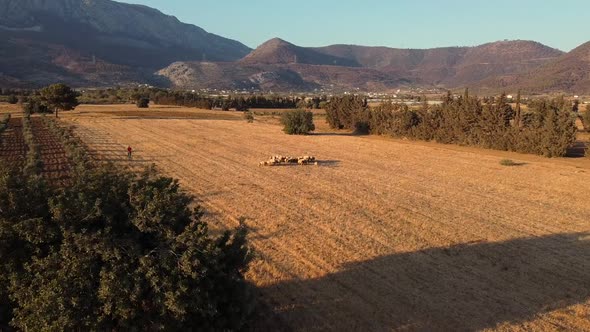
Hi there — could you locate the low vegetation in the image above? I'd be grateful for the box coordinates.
[136,97,150,108]
[583,104,590,130]
[0,113,10,134]
[22,97,50,114]
[244,110,254,123]
[21,115,43,176]
[325,92,578,157]
[500,159,518,166]
[281,109,315,135]
[7,95,18,104]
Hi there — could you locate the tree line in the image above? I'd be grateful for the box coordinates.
[325,91,579,157]
[150,90,314,110]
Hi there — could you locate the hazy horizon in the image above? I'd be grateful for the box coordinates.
[118,0,589,52]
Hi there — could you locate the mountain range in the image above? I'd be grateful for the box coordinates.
[0,0,588,94]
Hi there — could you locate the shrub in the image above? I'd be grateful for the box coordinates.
[22,97,50,115]
[136,97,150,108]
[281,109,315,135]
[583,104,590,130]
[21,116,44,176]
[244,110,254,123]
[7,95,18,104]
[500,159,517,166]
[0,164,254,330]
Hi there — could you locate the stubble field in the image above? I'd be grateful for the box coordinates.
[59,104,590,331]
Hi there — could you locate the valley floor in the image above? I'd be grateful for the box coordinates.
[62,105,590,331]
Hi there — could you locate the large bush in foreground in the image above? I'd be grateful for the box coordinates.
[0,164,253,330]
[281,109,315,135]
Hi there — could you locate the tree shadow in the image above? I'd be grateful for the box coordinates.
[566,141,587,158]
[252,233,590,331]
[312,132,358,137]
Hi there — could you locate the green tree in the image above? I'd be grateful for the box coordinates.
[7,95,18,104]
[281,109,315,135]
[0,165,254,330]
[136,97,150,108]
[573,99,580,113]
[40,84,79,118]
[514,90,522,128]
[583,104,590,131]
[22,97,50,115]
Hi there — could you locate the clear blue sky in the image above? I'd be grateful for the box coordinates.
[119,0,589,51]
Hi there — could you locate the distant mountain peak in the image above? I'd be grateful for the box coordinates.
[260,37,292,46]
[241,38,360,67]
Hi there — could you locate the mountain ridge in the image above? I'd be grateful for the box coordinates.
[0,0,587,93]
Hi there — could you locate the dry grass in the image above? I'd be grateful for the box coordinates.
[0,102,21,115]
[61,105,590,331]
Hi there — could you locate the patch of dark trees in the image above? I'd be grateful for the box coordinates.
[325,91,579,157]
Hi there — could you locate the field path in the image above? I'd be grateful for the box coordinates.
[65,111,590,331]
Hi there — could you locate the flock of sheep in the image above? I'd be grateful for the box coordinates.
[259,155,318,166]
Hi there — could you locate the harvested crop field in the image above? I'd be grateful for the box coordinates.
[62,105,590,331]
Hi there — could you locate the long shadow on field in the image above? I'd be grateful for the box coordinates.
[255,233,590,331]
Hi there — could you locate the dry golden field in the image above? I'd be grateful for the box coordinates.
[52,104,590,331]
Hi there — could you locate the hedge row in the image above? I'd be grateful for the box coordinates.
[325,93,578,157]
[0,113,10,134]
[41,116,90,176]
[21,116,44,176]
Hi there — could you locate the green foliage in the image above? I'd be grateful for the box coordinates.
[244,110,254,123]
[324,96,369,130]
[22,97,50,115]
[40,84,79,118]
[0,113,10,134]
[583,104,590,130]
[0,162,254,330]
[7,95,18,104]
[21,116,44,176]
[573,100,580,113]
[281,109,315,135]
[500,159,517,166]
[325,93,578,157]
[136,97,150,108]
[41,117,90,175]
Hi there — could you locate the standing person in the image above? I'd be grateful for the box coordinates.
[127,146,133,160]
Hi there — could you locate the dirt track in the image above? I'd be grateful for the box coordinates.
[64,106,590,331]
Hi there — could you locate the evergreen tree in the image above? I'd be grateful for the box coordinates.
[39,84,79,118]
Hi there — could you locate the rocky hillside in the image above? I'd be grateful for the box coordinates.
[158,38,565,92]
[157,61,406,92]
[0,0,250,86]
[0,0,586,93]
[517,41,590,93]
[312,40,563,86]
